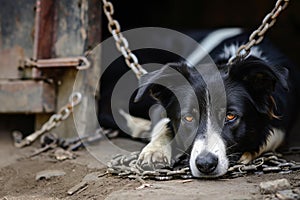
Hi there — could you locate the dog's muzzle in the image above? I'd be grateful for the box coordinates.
[189,133,229,178]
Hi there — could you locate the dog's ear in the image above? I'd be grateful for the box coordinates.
[229,57,289,115]
[230,58,289,92]
[134,64,186,103]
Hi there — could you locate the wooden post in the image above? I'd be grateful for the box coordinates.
[39,0,102,138]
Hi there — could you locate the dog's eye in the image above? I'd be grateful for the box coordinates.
[184,115,194,122]
[226,113,237,122]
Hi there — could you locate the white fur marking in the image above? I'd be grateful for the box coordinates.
[186,28,243,66]
[151,118,171,141]
[218,44,268,62]
[261,128,285,153]
[189,94,228,177]
[119,109,151,138]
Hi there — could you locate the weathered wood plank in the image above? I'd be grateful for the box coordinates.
[0,80,55,113]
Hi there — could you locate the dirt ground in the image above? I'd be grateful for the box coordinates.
[0,131,300,200]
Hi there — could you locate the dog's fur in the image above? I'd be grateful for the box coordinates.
[121,31,299,178]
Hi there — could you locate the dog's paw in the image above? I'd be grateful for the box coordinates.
[137,143,171,170]
[239,152,259,164]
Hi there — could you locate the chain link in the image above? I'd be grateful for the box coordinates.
[226,152,300,178]
[107,151,193,180]
[102,0,147,79]
[13,92,82,148]
[228,0,290,64]
[107,151,300,180]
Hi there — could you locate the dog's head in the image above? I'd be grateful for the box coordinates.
[135,58,288,178]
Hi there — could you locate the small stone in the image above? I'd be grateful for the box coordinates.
[259,179,291,194]
[54,148,75,161]
[276,190,299,200]
[36,170,66,180]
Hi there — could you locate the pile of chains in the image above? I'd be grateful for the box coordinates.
[226,152,300,178]
[228,0,290,64]
[107,151,300,181]
[13,92,82,148]
[102,0,147,79]
[107,151,192,181]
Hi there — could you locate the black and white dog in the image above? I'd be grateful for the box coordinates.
[118,29,299,178]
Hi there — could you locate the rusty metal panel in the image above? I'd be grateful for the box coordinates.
[0,80,55,113]
[54,0,89,57]
[35,0,56,59]
[0,0,36,79]
[0,46,24,79]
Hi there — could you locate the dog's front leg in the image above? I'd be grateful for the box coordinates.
[137,118,173,169]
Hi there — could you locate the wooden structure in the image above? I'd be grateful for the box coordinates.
[0,0,101,137]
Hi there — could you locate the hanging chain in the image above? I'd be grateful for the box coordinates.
[13,92,82,148]
[228,0,290,64]
[101,0,147,79]
[102,0,290,68]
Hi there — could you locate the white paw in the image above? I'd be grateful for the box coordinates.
[137,143,171,170]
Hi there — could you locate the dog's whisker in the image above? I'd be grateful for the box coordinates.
[226,143,238,151]
[175,147,190,156]
[227,153,241,158]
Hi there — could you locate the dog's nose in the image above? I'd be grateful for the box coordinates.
[195,151,218,174]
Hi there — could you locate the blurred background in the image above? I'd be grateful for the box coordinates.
[103,0,300,66]
[0,0,299,146]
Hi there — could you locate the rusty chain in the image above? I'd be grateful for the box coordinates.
[13,92,82,148]
[107,151,300,180]
[101,0,148,79]
[228,0,290,64]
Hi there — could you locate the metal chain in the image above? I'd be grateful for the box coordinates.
[107,151,193,180]
[228,0,290,64]
[13,92,82,148]
[101,0,147,79]
[107,151,300,180]
[226,152,300,178]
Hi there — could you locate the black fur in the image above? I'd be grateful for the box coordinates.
[98,30,299,175]
[135,37,299,167]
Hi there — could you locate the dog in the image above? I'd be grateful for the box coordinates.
[118,29,300,178]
